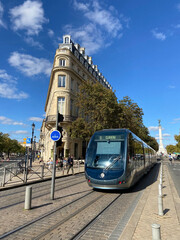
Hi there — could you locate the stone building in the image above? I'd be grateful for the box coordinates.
[39,35,112,161]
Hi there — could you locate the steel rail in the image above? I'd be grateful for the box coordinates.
[0,178,86,210]
[0,190,94,239]
[70,194,122,240]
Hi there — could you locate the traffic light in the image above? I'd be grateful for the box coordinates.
[57,126,63,147]
[57,113,63,147]
[58,113,64,123]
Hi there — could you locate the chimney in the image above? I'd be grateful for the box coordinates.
[74,43,80,50]
[80,47,85,55]
[88,57,92,64]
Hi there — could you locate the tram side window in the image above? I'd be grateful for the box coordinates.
[144,146,150,165]
[128,134,136,169]
[134,139,144,167]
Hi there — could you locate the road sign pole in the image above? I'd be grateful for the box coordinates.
[50,105,59,200]
[51,141,57,200]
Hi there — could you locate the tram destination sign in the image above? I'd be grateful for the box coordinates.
[50,130,61,141]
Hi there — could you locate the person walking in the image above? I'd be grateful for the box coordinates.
[67,154,74,175]
[169,153,173,165]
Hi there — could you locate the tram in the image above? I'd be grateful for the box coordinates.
[85,129,157,190]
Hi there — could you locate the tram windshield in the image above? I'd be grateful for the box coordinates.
[86,131,125,170]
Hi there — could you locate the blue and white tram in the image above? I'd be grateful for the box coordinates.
[85,129,157,190]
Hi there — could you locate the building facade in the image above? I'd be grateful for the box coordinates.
[39,35,112,161]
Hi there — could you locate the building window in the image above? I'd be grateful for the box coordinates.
[58,97,65,115]
[58,75,66,87]
[77,83,80,92]
[65,37,69,43]
[71,78,74,91]
[59,59,66,66]
[70,99,74,116]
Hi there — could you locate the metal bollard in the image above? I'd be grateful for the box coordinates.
[41,165,44,179]
[24,186,32,210]
[152,223,161,240]
[2,167,6,187]
[158,183,162,197]
[158,195,163,216]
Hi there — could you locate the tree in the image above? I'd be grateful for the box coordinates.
[166,133,180,153]
[70,81,119,140]
[166,145,177,154]
[0,132,25,157]
[69,80,158,150]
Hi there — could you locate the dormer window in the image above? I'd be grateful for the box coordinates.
[65,37,69,44]
[59,59,66,66]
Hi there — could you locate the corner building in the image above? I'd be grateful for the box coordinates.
[40,35,112,161]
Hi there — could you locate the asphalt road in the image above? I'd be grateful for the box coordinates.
[166,160,180,197]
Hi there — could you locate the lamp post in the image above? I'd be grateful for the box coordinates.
[30,123,35,167]
[34,136,36,161]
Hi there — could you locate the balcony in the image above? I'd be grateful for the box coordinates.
[45,115,77,129]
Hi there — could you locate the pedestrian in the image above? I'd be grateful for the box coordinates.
[67,154,74,174]
[57,158,63,170]
[169,153,172,165]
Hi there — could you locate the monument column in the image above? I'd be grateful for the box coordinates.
[157,120,167,155]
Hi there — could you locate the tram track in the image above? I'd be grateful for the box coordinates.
[0,175,86,210]
[0,190,103,239]
[0,173,85,198]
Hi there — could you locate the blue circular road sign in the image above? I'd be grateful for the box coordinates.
[50,130,61,141]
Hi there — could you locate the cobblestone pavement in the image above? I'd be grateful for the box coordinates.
[1,161,179,239]
[0,175,89,236]
[119,161,180,240]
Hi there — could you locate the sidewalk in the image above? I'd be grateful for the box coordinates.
[119,162,180,240]
[0,160,85,190]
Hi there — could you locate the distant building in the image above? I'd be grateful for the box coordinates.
[39,35,112,161]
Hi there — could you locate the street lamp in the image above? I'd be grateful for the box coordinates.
[34,136,36,161]
[30,123,35,167]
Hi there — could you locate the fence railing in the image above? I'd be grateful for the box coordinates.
[0,160,85,188]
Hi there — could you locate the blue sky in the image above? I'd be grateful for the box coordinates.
[0,0,180,147]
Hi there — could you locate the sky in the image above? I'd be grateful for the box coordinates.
[0,0,180,148]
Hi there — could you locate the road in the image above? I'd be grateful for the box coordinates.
[166,160,180,197]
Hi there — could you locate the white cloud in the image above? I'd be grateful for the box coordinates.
[168,85,175,89]
[148,126,159,131]
[9,0,48,36]
[0,116,25,125]
[11,130,29,135]
[177,3,180,11]
[84,1,122,37]
[29,117,43,122]
[0,1,6,28]
[0,69,29,100]
[74,0,90,11]
[24,36,43,49]
[8,52,52,76]
[173,117,180,122]
[152,29,166,41]
[67,0,129,54]
[48,29,54,38]
[163,133,171,137]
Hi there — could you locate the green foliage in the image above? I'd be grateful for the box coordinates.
[166,134,180,153]
[69,80,158,150]
[0,132,25,157]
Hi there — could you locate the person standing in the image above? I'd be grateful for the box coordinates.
[67,154,74,175]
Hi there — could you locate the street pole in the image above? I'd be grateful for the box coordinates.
[30,123,35,168]
[50,104,58,200]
